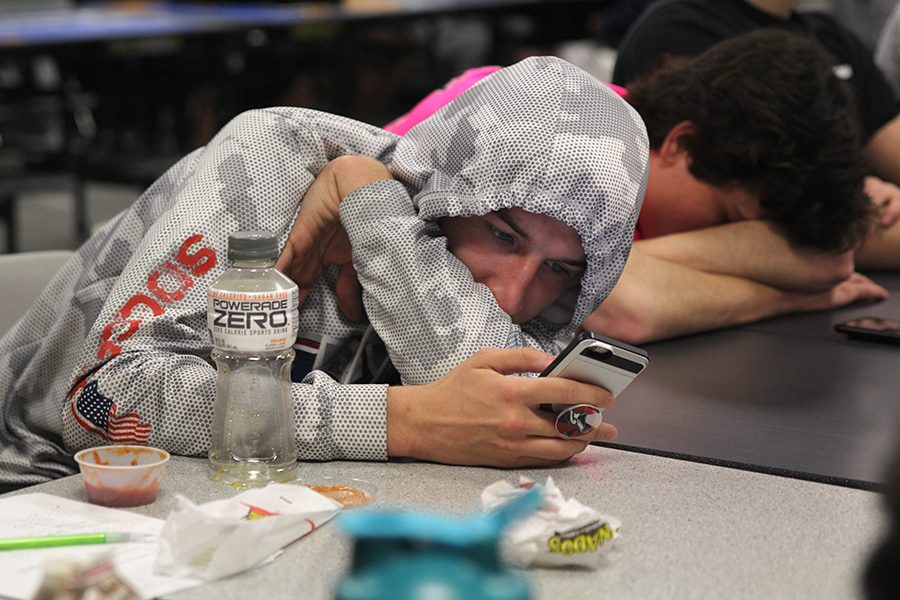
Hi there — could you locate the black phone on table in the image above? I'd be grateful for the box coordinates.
[835,316,900,346]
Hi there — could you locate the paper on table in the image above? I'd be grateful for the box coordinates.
[156,483,342,581]
[0,493,203,600]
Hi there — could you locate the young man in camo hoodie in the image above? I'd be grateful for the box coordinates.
[0,57,648,491]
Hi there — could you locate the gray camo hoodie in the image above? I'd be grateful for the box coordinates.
[0,56,647,491]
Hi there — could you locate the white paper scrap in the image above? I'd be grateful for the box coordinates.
[156,483,342,581]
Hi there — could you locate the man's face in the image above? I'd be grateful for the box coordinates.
[439,207,585,324]
[639,149,762,238]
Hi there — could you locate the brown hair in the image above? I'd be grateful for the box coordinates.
[627,28,872,251]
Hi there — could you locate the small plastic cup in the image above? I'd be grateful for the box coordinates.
[74,445,170,508]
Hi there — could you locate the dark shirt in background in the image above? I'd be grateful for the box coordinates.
[612,0,899,140]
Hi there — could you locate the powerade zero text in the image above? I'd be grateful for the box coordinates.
[208,289,299,352]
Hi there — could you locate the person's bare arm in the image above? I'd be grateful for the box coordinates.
[635,220,855,292]
[582,246,889,345]
[855,176,900,270]
[857,218,900,270]
[864,176,900,228]
[865,114,900,186]
[386,347,617,468]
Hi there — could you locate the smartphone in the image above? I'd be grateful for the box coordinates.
[539,332,649,437]
[835,316,900,346]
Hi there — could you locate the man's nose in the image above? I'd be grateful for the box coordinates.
[489,259,539,318]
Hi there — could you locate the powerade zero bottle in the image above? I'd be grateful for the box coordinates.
[208,231,299,487]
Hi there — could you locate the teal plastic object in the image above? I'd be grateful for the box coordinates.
[335,487,541,600]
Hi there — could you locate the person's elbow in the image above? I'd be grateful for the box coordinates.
[579,254,672,345]
[580,297,660,346]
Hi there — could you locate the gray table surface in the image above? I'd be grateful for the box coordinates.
[5,450,886,600]
[607,272,900,488]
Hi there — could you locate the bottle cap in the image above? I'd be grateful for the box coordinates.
[228,231,278,261]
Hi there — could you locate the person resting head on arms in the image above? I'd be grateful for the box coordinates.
[586,28,890,342]
[385,30,891,345]
[0,57,648,492]
[611,0,900,241]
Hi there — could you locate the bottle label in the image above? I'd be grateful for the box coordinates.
[208,288,299,352]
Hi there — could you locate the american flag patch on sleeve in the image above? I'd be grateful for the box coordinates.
[71,380,152,444]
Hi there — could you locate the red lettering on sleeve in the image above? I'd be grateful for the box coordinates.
[148,261,193,304]
[121,293,165,319]
[177,234,217,276]
[93,233,218,361]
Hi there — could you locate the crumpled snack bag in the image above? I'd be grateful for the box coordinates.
[481,476,620,569]
[33,555,140,600]
[155,483,341,581]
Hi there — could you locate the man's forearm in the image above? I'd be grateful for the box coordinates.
[582,249,799,344]
[582,249,887,344]
[636,220,853,292]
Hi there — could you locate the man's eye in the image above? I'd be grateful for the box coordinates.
[546,261,571,277]
[492,228,515,244]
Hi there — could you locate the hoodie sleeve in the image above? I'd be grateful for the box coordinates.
[340,180,556,386]
[62,107,390,461]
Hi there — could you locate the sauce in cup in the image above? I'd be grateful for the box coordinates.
[74,445,170,508]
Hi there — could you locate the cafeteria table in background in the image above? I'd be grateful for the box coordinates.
[606,272,900,489]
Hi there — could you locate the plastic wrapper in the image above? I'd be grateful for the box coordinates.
[32,556,140,600]
[155,483,341,581]
[481,476,620,569]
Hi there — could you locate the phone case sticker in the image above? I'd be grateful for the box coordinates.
[555,404,603,438]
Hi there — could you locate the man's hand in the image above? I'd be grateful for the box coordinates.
[789,272,889,313]
[276,155,392,320]
[386,347,617,468]
[864,176,900,228]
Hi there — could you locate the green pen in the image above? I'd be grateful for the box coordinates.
[0,532,144,551]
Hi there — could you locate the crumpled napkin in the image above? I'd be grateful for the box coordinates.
[481,476,620,569]
[155,483,341,581]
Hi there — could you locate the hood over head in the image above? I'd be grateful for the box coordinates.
[390,56,649,343]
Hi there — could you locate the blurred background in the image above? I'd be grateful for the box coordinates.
[0,0,868,253]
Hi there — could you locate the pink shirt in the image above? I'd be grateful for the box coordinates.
[383,66,505,135]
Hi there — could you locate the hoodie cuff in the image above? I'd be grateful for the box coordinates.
[328,381,389,461]
[298,371,389,461]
